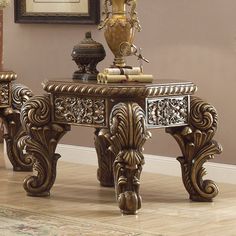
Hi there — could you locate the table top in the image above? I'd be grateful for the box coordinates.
[43,79,197,98]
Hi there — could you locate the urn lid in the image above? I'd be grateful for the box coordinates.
[71,32,106,59]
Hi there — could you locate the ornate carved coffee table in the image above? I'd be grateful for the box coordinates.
[0,70,34,171]
[20,79,222,215]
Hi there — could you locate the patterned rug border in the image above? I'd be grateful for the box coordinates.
[0,204,162,236]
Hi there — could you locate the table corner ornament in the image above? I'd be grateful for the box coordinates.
[98,0,153,83]
[71,31,106,81]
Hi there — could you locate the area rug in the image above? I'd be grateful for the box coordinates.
[0,205,161,236]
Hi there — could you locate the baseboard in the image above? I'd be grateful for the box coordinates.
[57,144,236,184]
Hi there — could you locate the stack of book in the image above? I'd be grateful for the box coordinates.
[97,67,153,83]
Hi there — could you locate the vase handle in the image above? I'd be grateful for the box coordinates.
[126,0,141,32]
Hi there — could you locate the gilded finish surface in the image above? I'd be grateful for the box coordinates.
[11,83,34,110]
[147,96,189,128]
[166,97,222,202]
[0,83,9,106]
[3,83,34,171]
[54,95,106,127]
[20,95,70,196]
[100,102,151,214]
[0,71,17,107]
[43,80,197,98]
[99,0,141,67]
[21,79,221,214]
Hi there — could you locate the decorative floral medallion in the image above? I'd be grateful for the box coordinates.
[53,95,107,127]
[146,96,189,128]
[0,83,9,105]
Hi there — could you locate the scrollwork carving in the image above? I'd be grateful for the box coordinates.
[11,83,34,111]
[147,96,189,128]
[101,102,151,214]
[1,83,34,171]
[21,95,70,196]
[54,95,106,127]
[0,83,9,105]
[21,95,51,128]
[166,97,222,202]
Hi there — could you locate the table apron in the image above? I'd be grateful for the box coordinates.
[146,95,190,129]
[50,93,190,129]
[0,82,11,107]
[51,93,109,128]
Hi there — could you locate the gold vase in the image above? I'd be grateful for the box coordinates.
[99,0,141,68]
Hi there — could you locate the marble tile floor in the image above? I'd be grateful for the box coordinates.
[0,158,236,236]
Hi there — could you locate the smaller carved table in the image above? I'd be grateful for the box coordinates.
[0,70,33,171]
[21,79,222,215]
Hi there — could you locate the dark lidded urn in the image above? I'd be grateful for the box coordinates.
[72,32,106,80]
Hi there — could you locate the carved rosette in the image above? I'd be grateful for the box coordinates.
[0,83,9,106]
[20,95,70,196]
[147,96,189,128]
[101,102,151,214]
[1,83,34,171]
[11,83,34,110]
[166,97,222,202]
[54,95,106,127]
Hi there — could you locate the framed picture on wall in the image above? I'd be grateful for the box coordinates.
[14,0,100,24]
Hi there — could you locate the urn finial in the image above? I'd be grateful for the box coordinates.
[71,32,106,80]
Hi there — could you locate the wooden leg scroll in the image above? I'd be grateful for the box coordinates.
[20,95,70,196]
[2,83,34,171]
[101,102,151,214]
[166,96,222,202]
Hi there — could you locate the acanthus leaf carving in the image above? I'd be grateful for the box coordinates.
[1,83,34,171]
[166,96,222,202]
[100,102,151,214]
[20,95,70,196]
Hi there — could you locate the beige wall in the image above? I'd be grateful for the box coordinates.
[4,0,236,164]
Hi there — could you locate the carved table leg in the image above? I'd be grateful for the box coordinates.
[94,128,115,187]
[102,102,151,214]
[166,97,222,202]
[1,83,34,171]
[1,109,33,171]
[21,95,70,197]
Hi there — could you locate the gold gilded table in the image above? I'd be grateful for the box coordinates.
[20,79,222,215]
[0,70,34,171]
